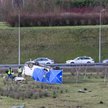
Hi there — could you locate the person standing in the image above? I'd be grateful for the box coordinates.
[18,66,22,77]
[6,67,13,79]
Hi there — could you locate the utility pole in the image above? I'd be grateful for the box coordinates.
[99,9,105,63]
[12,0,24,65]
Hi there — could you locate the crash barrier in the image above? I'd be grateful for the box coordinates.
[0,64,24,70]
[47,63,108,68]
[0,63,108,72]
[0,63,108,69]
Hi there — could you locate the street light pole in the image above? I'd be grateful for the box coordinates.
[99,9,105,63]
[18,10,21,65]
[12,0,24,65]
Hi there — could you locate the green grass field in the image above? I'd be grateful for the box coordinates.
[0,22,108,64]
[0,73,108,108]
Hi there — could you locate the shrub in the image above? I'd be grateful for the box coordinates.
[60,89,63,94]
[6,11,108,27]
[65,89,68,93]
[0,78,67,100]
[32,93,39,99]
[43,91,50,97]
[40,106,46,108]
[52,90,57,98]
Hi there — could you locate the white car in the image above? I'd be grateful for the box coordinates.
[22,61,44,76]
[33,57,54,65]
[66,56,95,64]
[102,59,108,63]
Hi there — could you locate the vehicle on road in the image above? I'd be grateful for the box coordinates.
[102,59,108,63]
[33,57,54,65]
[66,56,95,64]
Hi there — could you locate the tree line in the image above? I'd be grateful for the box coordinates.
[0,0,108,26]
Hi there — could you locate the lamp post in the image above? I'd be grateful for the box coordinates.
[18,10,21,65]
[99,9,105,63]
[12,0,24,65]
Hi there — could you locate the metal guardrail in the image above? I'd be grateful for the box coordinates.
[0,63,108,69]
[0,64,24,70]
[0,64,23,67]
[47,63,108,68]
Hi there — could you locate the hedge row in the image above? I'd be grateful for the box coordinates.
[56,0,108,8]
[6,12,108,27]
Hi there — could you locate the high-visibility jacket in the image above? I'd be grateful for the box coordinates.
[7,69,12,75]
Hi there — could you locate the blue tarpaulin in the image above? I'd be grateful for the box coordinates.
[32,68,62,84]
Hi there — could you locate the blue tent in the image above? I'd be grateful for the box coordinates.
[32,68,62,84]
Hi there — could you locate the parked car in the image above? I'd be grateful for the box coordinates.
[102,59,108,63]
[66,56,95,64]
[33,57,54,65]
